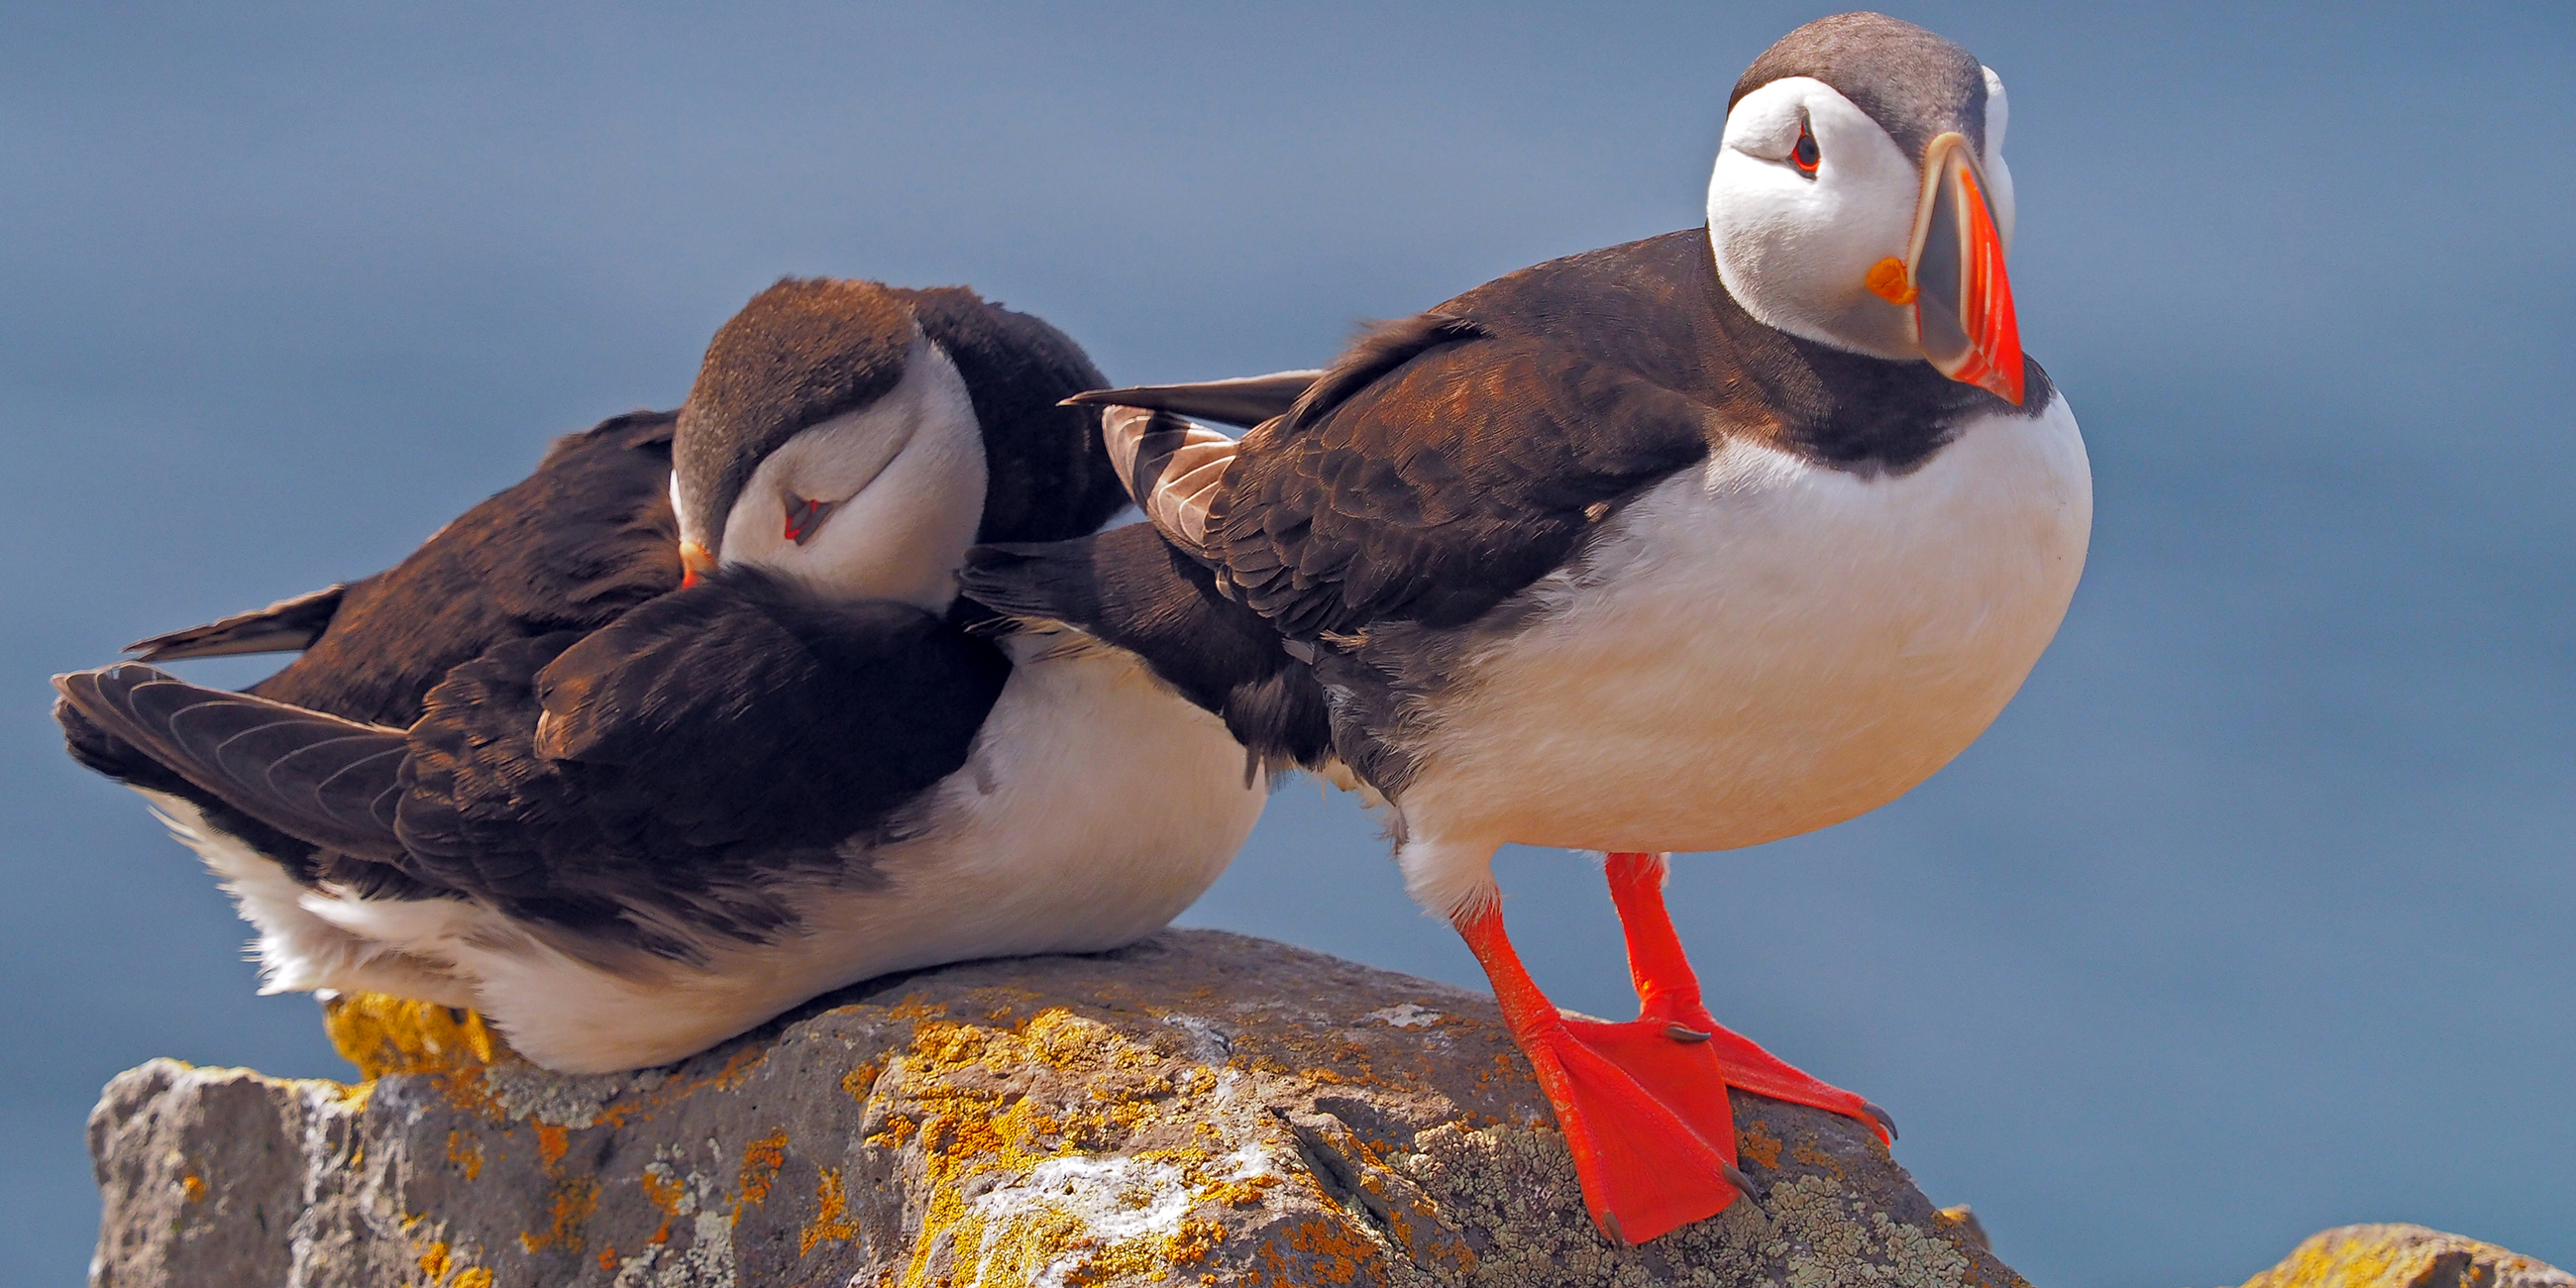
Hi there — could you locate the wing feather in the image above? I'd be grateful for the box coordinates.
[54,664,409,860]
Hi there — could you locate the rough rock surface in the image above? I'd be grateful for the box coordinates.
[2235,1225,2571,1288]
[91,929,2016,1287]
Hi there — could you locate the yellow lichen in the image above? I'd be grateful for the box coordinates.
[452,1270,493,1288]
[2238,1227,2552,1288]
[1167,1218,1227,1265]
[177,1173,205,1204]
[871,1004,1302,1287]
[417,1241,451,1283]
[322,993,500,1081]
[1204,1174,1277,1208]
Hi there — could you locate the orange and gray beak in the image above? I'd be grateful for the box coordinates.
[1869,132,2023,404]
[679,539,715,590]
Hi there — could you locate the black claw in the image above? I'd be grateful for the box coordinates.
[1600,1211,1629,1246]
[1663,1022,1711,1043]
[1862,1101,1898,1140]
[1721,1162,1762,1201]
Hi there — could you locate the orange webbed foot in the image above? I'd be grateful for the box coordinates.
[1454,902,1756,1243]
[1606,851,1895,1146]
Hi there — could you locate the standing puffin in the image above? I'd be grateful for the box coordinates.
[963,13,2091,1243]
[56,278,1267,1073]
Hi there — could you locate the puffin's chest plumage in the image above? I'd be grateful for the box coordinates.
[1381,394,2091,852]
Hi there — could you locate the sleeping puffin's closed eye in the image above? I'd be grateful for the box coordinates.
[785,495,838,544]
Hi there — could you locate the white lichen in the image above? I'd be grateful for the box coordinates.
[1365,1003,1446,1029]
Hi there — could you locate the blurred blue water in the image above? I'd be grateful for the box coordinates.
[2,3,2567,1283]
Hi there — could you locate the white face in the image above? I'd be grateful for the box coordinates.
[1707,71,2017,360]
[710,335,988,611]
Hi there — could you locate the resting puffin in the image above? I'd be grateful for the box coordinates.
[56,278,1267,1073]
[963,12,2091,1243]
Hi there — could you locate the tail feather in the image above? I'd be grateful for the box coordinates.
[1096,406,1236,554]
[960,525,1331,770]
[1063,369,1322,430]
[54,663,411,862]
[125,583,348,662]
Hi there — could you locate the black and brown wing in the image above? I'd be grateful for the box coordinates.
[1199,315,1722,638]
[250,408,684,728]
[58,570,1011,958]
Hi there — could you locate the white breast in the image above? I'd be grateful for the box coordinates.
[1390,396,2090,914]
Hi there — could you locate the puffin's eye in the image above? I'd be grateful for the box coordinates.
[1791,121,1820,175]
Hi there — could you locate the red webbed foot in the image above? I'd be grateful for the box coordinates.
[1605,851,1895,1145]
[1453,901,1754,1243]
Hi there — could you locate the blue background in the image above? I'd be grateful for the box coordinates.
[3,3,2567,1282]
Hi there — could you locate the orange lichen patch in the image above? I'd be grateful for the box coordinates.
[177,1174,206,1204]
[323,993,501,1081]
[444,1129,484,1180]
[641,1166,686,1216]
[731,1130,790,1224]
[799,1168,860,1255]
[1247,1216,1387,1287]
[596,1245,619,1272]
[696,1045,769,1094]
[1790,1137,1843,1176]
[840,1060,884,1102]
[517,1173,600,1255]
[417,1241,452,1283]
[1737,1120,1783,1171]
[534,1124,570,1169]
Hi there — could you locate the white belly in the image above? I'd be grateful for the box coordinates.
[1391,397,2090,912]
[261,643,1263,1073]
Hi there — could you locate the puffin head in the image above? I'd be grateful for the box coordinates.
[1707,12,2024,404]
[671,278,988,609]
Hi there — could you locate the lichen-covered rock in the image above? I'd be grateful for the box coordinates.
[2235,1225,2571,1288]
[90,929,2019,1288]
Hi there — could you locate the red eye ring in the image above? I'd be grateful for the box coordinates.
[1791,120,1820,175]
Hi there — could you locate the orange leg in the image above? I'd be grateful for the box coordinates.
[1604,851,1896,1145]
[1452,898,1756,1245]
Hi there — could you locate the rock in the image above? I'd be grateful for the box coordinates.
[90,929,2020,1288]
[2236,1225,2571,1288]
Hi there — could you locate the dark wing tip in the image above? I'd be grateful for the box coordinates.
[1061,371,1330,429]
[53,661,412,859]
[123,584,348,662]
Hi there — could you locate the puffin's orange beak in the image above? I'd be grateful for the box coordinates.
[1878,132,2023,405]
[679,539,715,590]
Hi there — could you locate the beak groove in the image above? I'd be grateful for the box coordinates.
[1902,133,2023,405]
